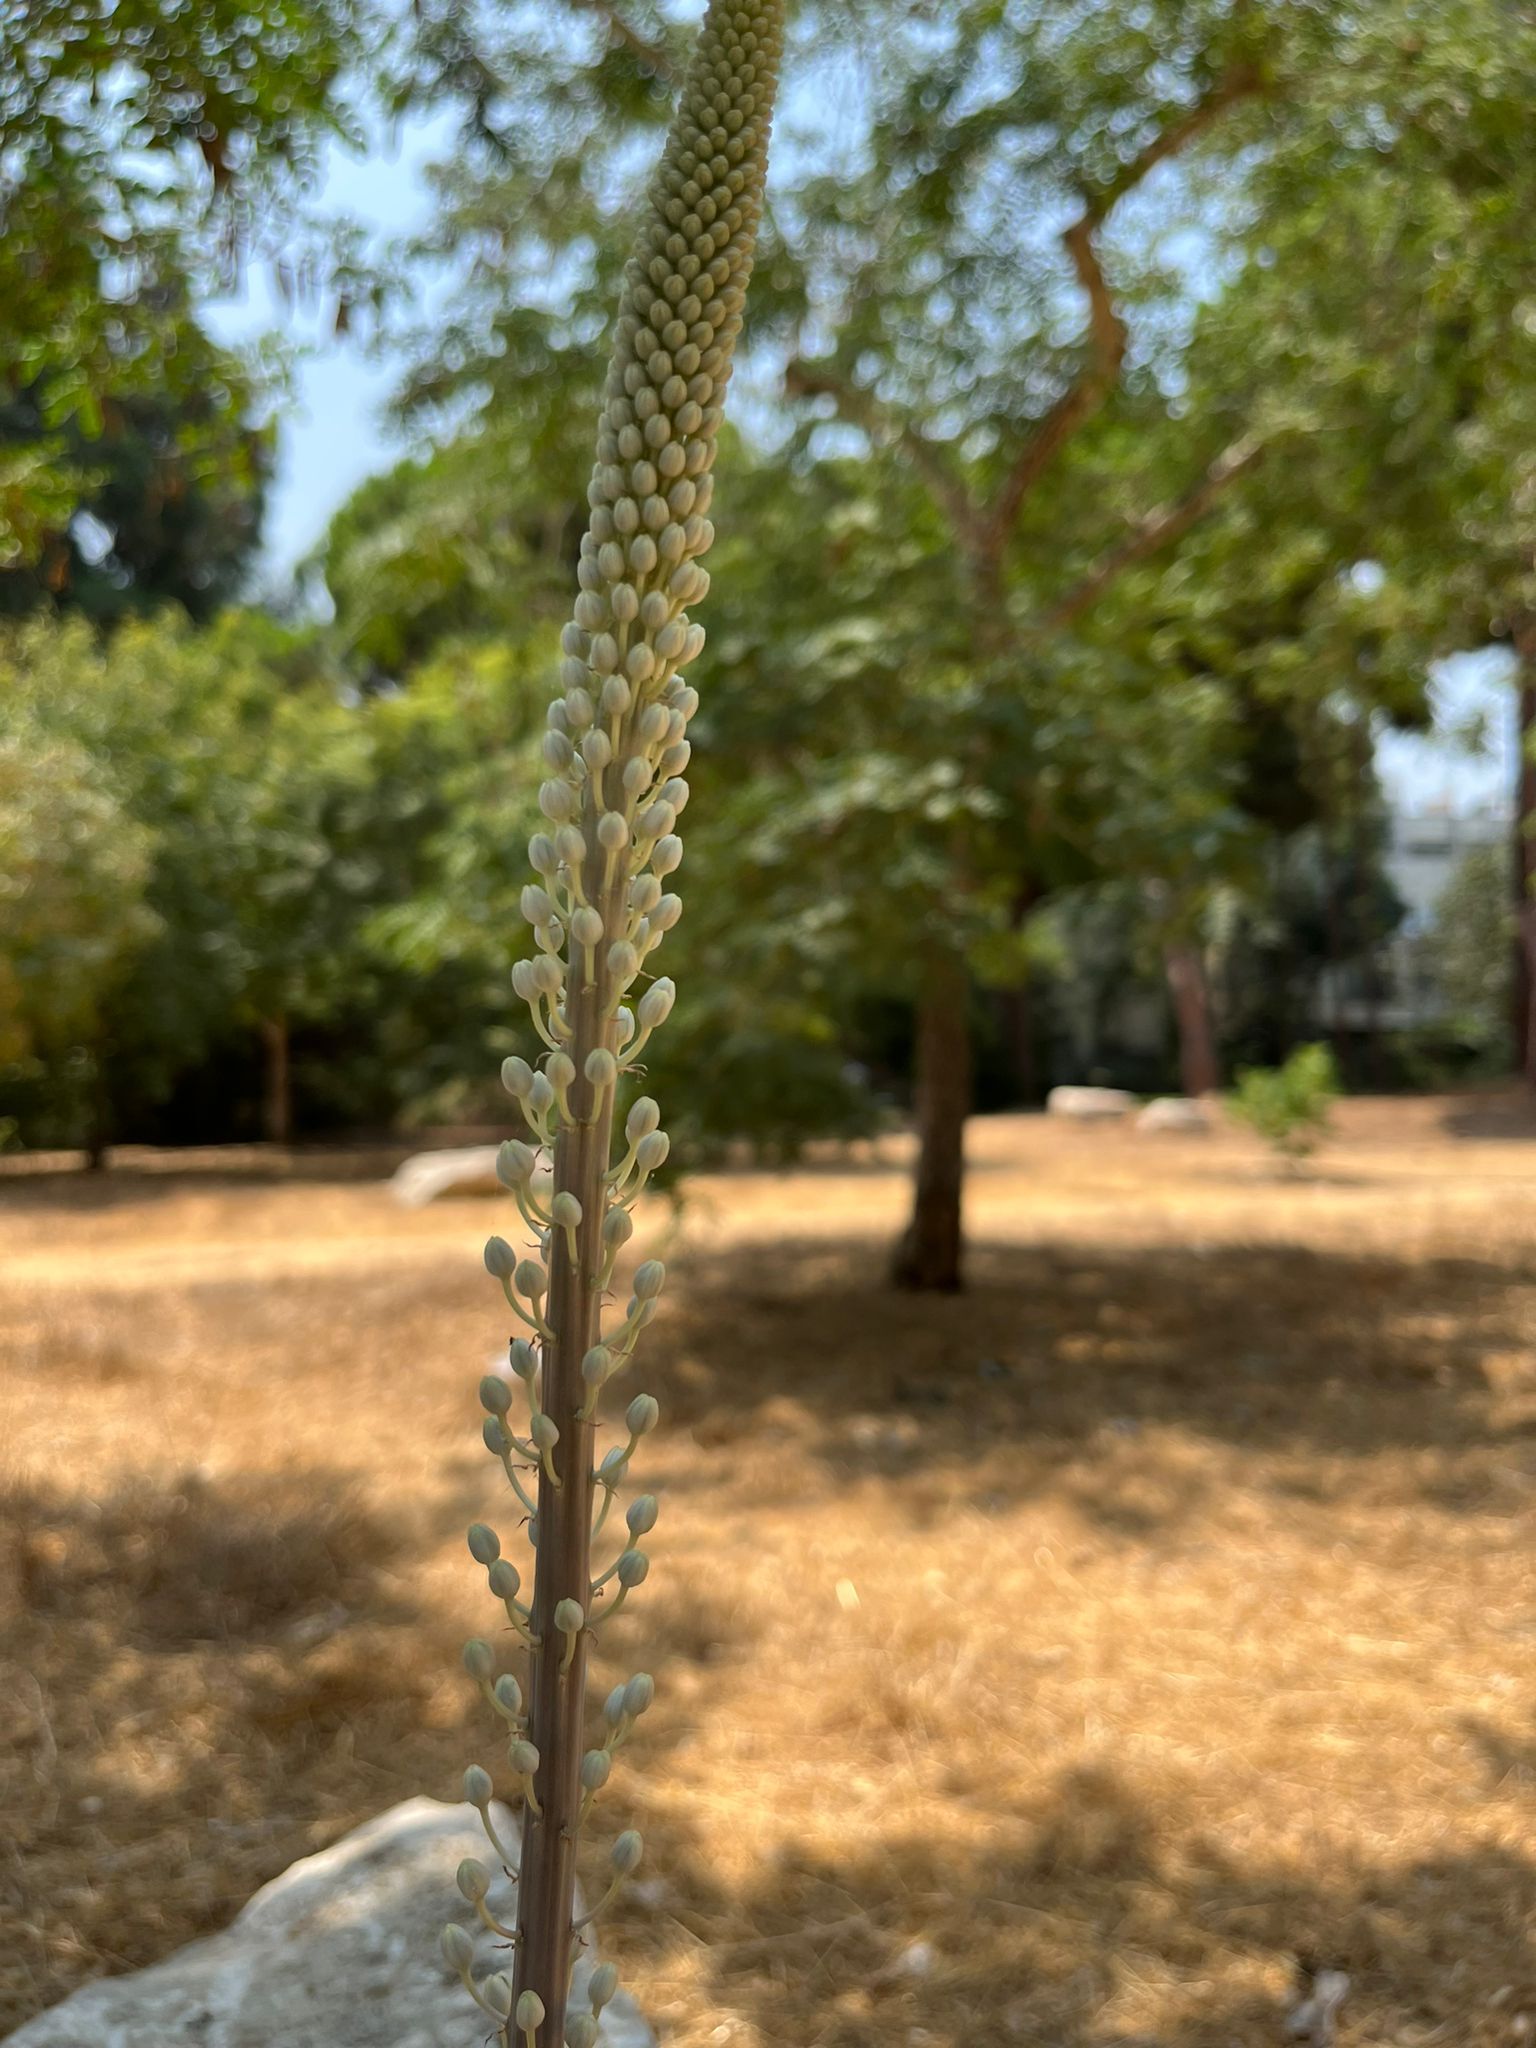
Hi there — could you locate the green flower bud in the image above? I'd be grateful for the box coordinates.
[571,905,605,949]
[551,1191,583,1230]
[581,1748,612,1791]
[652,834,684,875]
[467,1522,500,1565]
[502,1056,536,1101]
[479,1374,512,1417]
[586,1049,618,1089]
[598,810,629,852]
[547,1051,576,1091]
[568,2014,600,2048]
[603,1207,634,1247]
[488,1558,522,1601]
[634,1130,670,1173]
[651,893,683,933]
[509,1737,540,1775]
[493,1673,523,1717]
[623,1672,655,1717]
[616,1549,649,1588]
[514,1259,548,1301]
[531,1413,559,1453]
[497,1140,537,1189]
[589,1962,620,2010]
[555,1596,585,1635]
[456,1856,491,1902]
[604,1684,628,1726]
[611,1829,644,1875]
[462,1638,495,1682]
[582,1344,614,1388]
[482,1416,511,1456]
[637,979,675,1029]
[529,832,558,875]
[483,1974,514,2020]
[555,823,587,870]
[517,1992,546,2033]
[463,1765,494,1807]
[509,1338,536,1379]
[484,1236,517,1279]
[607,940,640,985]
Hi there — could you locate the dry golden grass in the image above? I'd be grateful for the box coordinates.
[2,1097,1535,2046]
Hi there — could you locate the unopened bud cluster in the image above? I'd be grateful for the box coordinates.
[444,5,784,2045]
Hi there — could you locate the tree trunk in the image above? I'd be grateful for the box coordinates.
[891,947,971,1292]
[1163,940,1220,1097]
[1514,673,1535,1086]
[259,1015,292,1146]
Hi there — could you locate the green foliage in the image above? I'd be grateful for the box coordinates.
[1423,845,1514,1064]
[1228,1042,1340,1163]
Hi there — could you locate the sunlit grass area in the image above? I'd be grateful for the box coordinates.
[3,1097,1534,2045]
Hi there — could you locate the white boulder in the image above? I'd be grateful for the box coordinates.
[6,1798,652,2048]
[390,1146,502,1206]
[1135,1096,1212,1135]
[1045,1085,1136,1120]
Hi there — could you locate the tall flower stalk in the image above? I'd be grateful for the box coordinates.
[443,6,784,2043]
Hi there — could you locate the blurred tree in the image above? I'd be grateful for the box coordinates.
[1423,844,1515,1068]
[2,0,362,573]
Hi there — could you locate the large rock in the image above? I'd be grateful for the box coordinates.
[1045,1085,1136,1120]
[1134,1095,1212,1135]
[5,1798,653,2048]
[390,1147,503,1206]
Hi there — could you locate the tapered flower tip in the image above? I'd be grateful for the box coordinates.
[462,1765,494,1808]
[611,1829,644,1875]
[488,1559,521,1600]
[517,1992,546,2032]
[440,1922,474,1969]
[509,1738,540,1775]
[456,1856,491,1903]
[493,1673,523,1717]
[461,1638,495,1682]
[625,1096,661,1142]
[626,1494,659,1536]
[588,1962,620,2011]
[483,1974,514,2020]
[623,1672,655,1717]
[626,1394,660,1436]
[555,1596,586,1634]
[632,1259,666,1301]
[484,1235,517,1279]
[466,1522,500,1565]
[479,1374,512,1417]
[567,2014,600,2048]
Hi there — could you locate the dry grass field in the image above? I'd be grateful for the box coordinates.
[2,1097,1535,2046]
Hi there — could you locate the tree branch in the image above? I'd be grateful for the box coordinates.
[982,61,1264,556]
[568,0,675,78]
[785,358,987,552]
[1038,431,1266,633]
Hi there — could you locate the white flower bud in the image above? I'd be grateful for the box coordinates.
[440,1923,475,1970]
[632,1259,666,1300]
[611,583,640,625]
[672,684,700,719]
[554,823,587,871]
[508,1338,536,1380]
[581,1748,612,1792]
[484,1977,514,2022]
[590,632,620,675]
[467,1522,500,1565]
[638,703,671,745]
[483,1236,517,1279]
[488,1558,521,1600]
[463,1765,494,1807]
[651,893,682,932]
[638,980,676,1030]
[566,684,595,727]
[527,1069,557,1112]
[456,1855,491,1901]
[482,1414,511,1456]
[502,1055,534,1098]
[652,835,683,875]
[622,757,650,799]
[640,591,670,632]
[551,1192,582,1232]
[560,655,590,692]
[462,1638,495,1682]
[539,779,576,824]
[555,1597,585,1636]
[660,776,690,813]
[608,940,640,985]
[531,1412,559,1452]
[547,1049,575,1090]
[582,1344,614,1389]
[521,886,554,929]
[600,673,631,717]
[598,539,626,582]
[516,1991,545,2033]
[625,1096,660,1140]
[623,1672,655,1716]
[635,1130,670,1173]
[560,622,588,658]
[497,1140,536,1187]
[627,1394,659,1435]
[611,1829,644,1874]
[637,801,675,841]
[589,1962,620,2010]
[603,1207,634,1247]
[509,1737,540,1777]
[603,1684,628,1725]
[574,591,606,631]
[571,905,605,950]
[626,1495,659,1536]
[582,729,613,771]
[513,1259,547,1301]
[586,1048,618,1089]
[625,642,656,683]
[511,959,538,1002]
[542,730,575,773]
[597,811,629,853]
[654,619,687,662]
[629,873,662,914]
